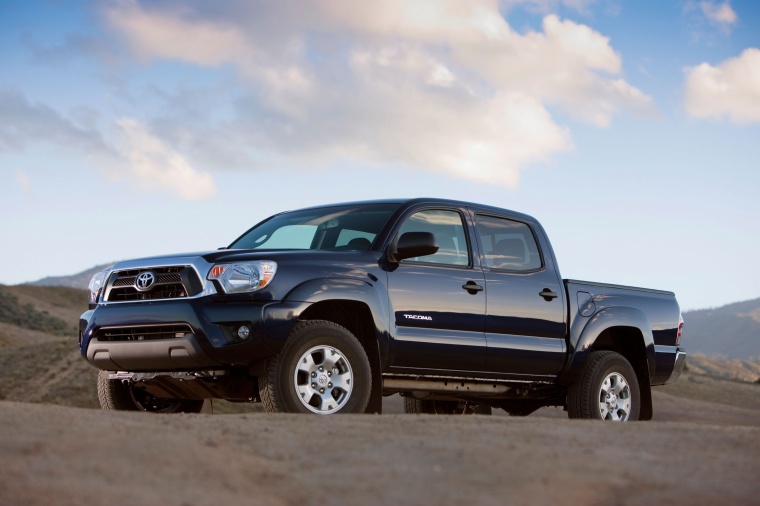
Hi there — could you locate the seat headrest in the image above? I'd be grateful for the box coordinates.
[491,238,525,268]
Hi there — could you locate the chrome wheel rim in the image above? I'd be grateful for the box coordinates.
[293,345,353,414]
[598,372,631,421]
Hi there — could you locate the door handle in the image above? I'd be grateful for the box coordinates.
[462,281,484,294]
[539,289,558,301]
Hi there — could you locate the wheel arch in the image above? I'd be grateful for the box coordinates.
[283,278,388,414]
[561,307,655,420]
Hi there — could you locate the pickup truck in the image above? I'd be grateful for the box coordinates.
[80,198,685,421]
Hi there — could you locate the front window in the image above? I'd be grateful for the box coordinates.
[396,209,470,266]
[229,204,400,251]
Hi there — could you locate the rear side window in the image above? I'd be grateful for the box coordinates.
[475,215,542,271]
[397,209,470,266]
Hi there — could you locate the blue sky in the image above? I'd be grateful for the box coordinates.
[1,0,758,311]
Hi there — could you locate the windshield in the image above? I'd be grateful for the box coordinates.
[229,203,400,251]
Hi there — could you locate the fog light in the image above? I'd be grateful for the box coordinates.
[237,325,251,340]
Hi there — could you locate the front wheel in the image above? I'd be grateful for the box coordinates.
[259,320,372,414]
[567,351,640,421]
[97,371,204,413]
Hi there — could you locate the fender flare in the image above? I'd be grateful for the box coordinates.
[560,306,656,385]
[263,276,390,364]
[284,276,379,305]
[283,277,389,334]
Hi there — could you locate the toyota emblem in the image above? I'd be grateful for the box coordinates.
[135,271,156,291]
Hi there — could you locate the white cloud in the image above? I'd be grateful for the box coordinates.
[0,87,109,154]
[15,169,32,195]
[503,0,601,15]
[105,1,251,66]
[103,0,654,188]
[684,1,737,39]
[0,86,217,201]
[116,119,217,200]
[684,48,760,124]
[699,1,737,32]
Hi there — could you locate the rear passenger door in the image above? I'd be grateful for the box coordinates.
[474,214,567,376]
[386,208,487,373]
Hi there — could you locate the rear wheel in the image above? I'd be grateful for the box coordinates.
[97,371,204,413]
[259,320,372,414]
[567,351,640,421]
[404,398,492,415]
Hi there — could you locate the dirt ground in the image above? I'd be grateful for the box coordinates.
[1,373,759,506]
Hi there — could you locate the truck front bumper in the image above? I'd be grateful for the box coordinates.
[79,298,304,371]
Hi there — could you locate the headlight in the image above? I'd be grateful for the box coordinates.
[88,269,109,304]
[207,261,277,294]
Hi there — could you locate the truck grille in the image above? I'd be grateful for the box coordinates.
[96,324,193,342]
[112,273,181,287]
[104,266,203,302]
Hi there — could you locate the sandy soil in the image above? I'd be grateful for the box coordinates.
[3,286,757,504]
[2,374,759,506]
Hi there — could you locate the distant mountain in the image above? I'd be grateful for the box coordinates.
[27,263,114,290]
[682,298,760,360]
[686,354,760,383]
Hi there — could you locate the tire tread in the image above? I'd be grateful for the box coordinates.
[97,371,138,411]
[567,350,639,420]
[259,319,371,414]
[97,370,204,413]
[404,397,426,414]
[403,397,492,415]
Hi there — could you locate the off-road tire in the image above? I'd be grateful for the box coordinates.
[567,351,640,421]
[259,320,372,414]
[97,371,204,413]
[404,397,492,415]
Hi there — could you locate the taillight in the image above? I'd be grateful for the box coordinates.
[676,316,684,346]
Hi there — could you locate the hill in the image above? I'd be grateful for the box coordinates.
[686,354,760,383]
[0,280,757,411]
[682,298,760,360]
[0,284,256,413]
[27,263,113,290]
[0,284,98,407]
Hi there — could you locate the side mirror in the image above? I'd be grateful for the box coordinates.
[388,232,439,262]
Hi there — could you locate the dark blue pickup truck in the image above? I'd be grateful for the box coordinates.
[80,198,685,421]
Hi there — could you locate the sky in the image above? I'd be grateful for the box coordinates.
[0,0,758,311]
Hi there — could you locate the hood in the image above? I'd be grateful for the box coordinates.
[109,248,380,272]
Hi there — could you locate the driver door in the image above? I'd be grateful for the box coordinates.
[386,208,487,373]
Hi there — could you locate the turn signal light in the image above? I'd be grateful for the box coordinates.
[210,265,226,278]
[207,261,278,294]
